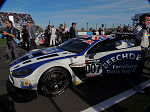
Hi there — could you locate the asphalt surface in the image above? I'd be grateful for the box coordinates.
[0,45,150,112]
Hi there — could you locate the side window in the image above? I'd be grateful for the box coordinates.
[87,40,129,54]
[87,42,102,54]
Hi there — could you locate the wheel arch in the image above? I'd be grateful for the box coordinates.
[37,66,73,92]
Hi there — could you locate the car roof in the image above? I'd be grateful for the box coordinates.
[78,35,115,41]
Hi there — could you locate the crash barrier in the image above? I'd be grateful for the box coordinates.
[76,31,105,36]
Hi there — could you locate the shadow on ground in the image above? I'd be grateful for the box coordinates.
[0,94,16,112]
[70,76,149,106]
[6,80,38,103]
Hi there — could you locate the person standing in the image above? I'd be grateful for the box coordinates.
[98,27,102,35]
[117,26,122,32]
[92,29,96,35]
[44,25,51,46]
[22,25,30,51]
[134,14,150,48]
[123,25,128,32]
[131,14,150,93]
[58,24,64,44]
[3,20,19,61]
[69,22,76,39]
[27,22,37,50]
[63,24,69,41]
[50,25,57,46]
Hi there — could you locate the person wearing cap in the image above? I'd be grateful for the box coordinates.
[69,22,76,39]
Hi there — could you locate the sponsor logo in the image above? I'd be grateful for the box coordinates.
[102,53,141,69]
[20,79,32,89]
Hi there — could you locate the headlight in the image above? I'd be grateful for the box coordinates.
[12,68,32,77]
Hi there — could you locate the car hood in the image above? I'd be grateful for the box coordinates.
[10,47,75,68]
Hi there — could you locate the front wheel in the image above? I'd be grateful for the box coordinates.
[38,67,70,97]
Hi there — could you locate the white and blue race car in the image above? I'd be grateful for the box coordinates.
[9,35,145,96]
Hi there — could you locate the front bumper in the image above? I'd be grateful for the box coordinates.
[9,73,37,90]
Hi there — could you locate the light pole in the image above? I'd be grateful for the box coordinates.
[96,22,98,31]
[87,22,88,31]
[113,24,114,30]
[49,21,50,26]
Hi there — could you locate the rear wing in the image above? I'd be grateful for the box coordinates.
[112,32,136,40]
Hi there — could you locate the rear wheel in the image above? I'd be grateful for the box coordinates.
[38,67,70,97]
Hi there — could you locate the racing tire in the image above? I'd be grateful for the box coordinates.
[38,67,70,97]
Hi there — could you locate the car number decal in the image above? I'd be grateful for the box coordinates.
[85,61,102,77]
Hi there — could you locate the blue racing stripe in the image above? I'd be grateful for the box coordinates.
[11,53,84,78]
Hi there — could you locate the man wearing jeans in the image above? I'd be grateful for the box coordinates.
[27,22,37,50]
[3,20,19,62]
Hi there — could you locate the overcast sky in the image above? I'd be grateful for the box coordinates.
[1,0,150,29]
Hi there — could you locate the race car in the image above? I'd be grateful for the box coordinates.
[9,35,145,96]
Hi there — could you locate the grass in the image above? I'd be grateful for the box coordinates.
[103,87,150,112]
[0,38,6,45]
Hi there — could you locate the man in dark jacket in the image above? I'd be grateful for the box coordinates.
[69,22,76,39]
[22,25,30,51]
[27,22,37,50]
[44,25,51,45]
[3,20,19,61]
[92,29,96,35]
[98,27,102,35]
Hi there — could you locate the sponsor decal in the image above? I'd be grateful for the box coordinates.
[74,81,80,86]
[106,64,137,74]
[85,59,102,77]
[20,79,32,89]
[28,54,33,58]
[85,51,143,76]
[101,51,144,75]
[102,53,141,69]
[43,47,59,54]
[42,50,48,54]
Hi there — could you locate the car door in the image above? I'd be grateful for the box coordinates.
[85,39,143,77]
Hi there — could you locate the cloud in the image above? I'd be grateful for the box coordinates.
[1,0,149,29]
[90,0,136,10]
[32,0,150,29]
[116,5,150,12]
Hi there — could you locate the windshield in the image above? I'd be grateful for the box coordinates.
[59,39,92,53]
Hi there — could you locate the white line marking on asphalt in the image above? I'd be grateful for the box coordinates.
[81,79,150,112]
